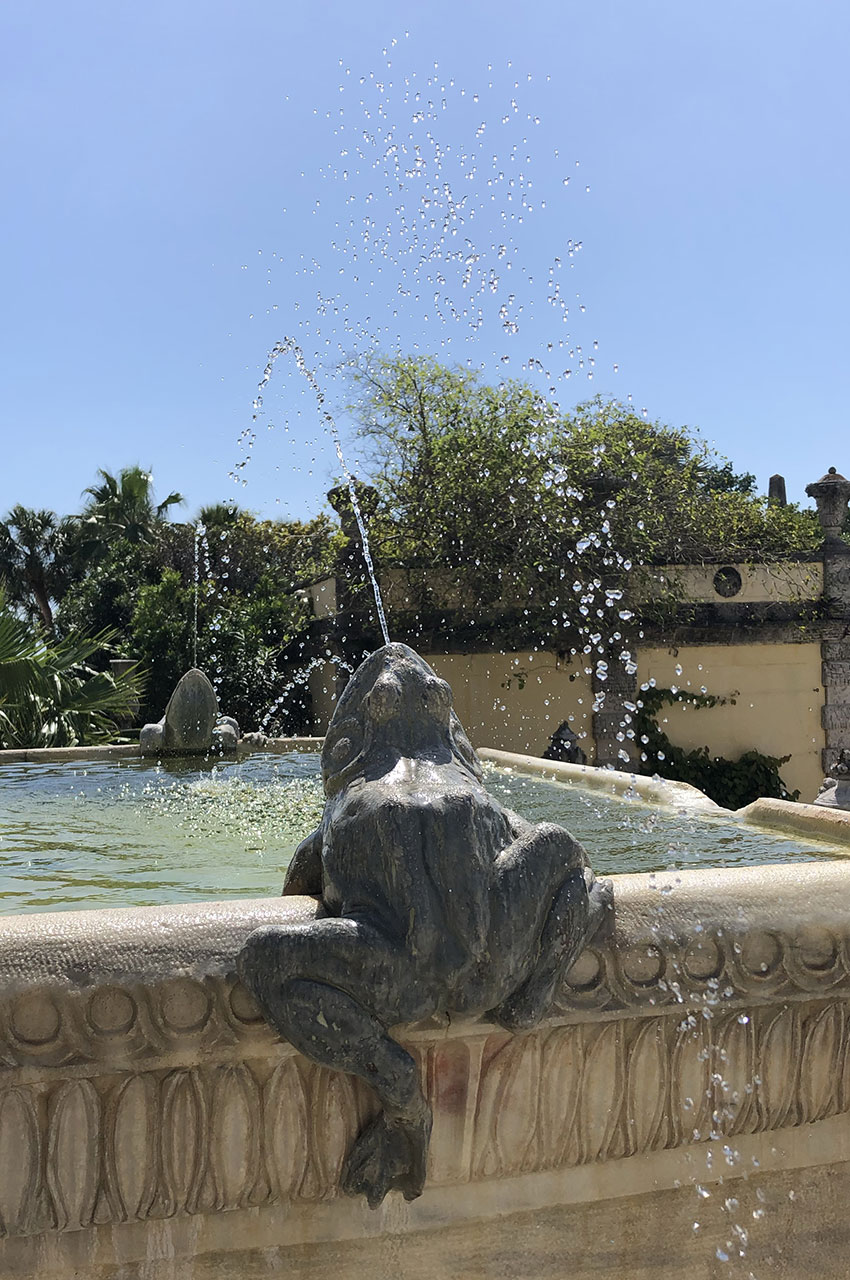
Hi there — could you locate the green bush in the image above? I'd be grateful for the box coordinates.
[131,568,315,731]
[634,686,798,809]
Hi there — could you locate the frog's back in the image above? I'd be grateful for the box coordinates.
[321,763,512,983]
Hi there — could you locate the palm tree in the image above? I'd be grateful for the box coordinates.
[81,466,185,547]
[0,588,144,747]
[197,502,243,528]
[0,505,72,629]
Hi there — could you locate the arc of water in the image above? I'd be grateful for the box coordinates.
[253,338,390,646]
[192,523,202,669]
[259,653,356,734]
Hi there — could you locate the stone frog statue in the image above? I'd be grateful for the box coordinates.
[237,643,613,1209]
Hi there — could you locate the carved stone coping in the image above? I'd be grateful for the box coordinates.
[2,863,850,1075]
[0,744,142,764]
[738,797,850,846]
[482,748,850,847]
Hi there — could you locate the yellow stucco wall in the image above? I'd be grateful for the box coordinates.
[309,642,827,803]
[424,652,594,758]
[308,652,595,760]
[637,643,826,803]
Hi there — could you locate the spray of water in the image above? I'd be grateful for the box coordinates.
[252,336,390,645]
[192,522,204,668]
[259,652,357,735]
[222,46,667,768]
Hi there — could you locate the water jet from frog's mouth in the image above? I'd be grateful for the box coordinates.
[320,645,483,793]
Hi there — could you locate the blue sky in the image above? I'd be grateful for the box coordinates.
[2,1,848,523]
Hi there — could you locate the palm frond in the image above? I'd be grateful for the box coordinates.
[0,591,146,747]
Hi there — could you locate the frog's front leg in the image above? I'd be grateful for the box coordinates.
[489,820,614,1032]
[237,917,432,1209]
[281,826,323,896]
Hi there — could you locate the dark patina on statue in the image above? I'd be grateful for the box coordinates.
[237,644,613,1208]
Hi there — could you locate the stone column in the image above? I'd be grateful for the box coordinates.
[806,468,850,775]
[821,551,850,774]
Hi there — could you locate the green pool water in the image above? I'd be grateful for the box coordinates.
[0,752,841,914]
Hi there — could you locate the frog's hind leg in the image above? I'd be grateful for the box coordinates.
[237,917,432,1208]
[489,823,613,1033]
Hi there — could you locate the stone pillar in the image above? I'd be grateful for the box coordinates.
[591,650,638,769]
[821,550,850,774]
[768,474,787,505]
[806,468,850,775]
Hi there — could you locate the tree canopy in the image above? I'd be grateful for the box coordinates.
[55,509,338,727]
[80,465,185,549]
[348,354,821,640]
[0,464,339,734]
[0,505,74,629]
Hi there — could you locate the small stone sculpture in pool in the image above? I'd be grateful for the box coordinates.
[237,643,613,1209]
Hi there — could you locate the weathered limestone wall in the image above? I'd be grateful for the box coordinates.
[645,560,824,604]
[638,641,825,802]
[3,865,850,1277]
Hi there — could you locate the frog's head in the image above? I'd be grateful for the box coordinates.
[321,643,482,794]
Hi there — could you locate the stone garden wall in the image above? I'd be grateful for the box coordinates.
[308,543,850,803]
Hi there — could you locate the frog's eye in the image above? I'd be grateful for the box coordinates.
[423,677,451,717]
[367,676,402,723]
[451,714,482,777]
[330,736,353,764]
[321,715,362,781]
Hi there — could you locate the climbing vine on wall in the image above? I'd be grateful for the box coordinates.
[634,686,799,809]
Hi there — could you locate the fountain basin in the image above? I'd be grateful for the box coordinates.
[0,865,850,1276]
[0,746,848,915]
[0,744,849,1276]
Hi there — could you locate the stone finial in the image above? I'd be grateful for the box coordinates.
[543,720,587,765]
[768,474,787,505]
[806,468,850,540]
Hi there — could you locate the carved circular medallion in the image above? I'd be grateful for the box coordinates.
[739,930,782,977]
[565,948,602,990]
[159,978,211,1033]
[621,944,664,985]
[10,993,61,1046]
[682,938,722,981]
[229,980,264,1024]
[87,987,137,1036]
[795,926,839,973]
[712,566,743,598]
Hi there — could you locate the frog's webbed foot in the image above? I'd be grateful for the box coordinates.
[342,1101,433,1209]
